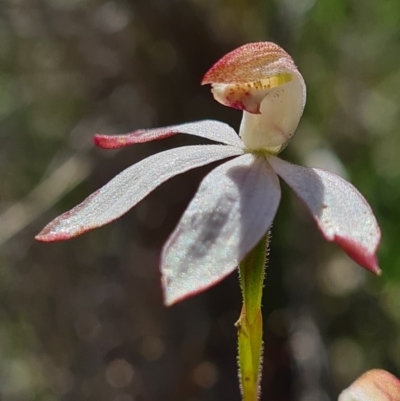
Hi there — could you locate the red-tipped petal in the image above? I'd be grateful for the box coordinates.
[161,155,281,306]
[268,156,381,274]
[94,130,175,148]
[36,145,243,242]
[94,120,243,149]
[339,369,400,401]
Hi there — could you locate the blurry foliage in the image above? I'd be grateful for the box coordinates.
[0,0,400,400]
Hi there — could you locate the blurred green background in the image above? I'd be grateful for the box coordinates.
[1,0,400,400]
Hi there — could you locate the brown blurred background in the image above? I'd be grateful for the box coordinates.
[1,0,400,400]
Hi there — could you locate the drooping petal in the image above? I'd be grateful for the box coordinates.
[36,145,244,241]
[269,156,381,274]
[94,120,244,149]
[339,369,400,401]
[161,154,281,306]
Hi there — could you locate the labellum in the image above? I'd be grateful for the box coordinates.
[202,42,306,153]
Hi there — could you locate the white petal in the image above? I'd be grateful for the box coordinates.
[95,120,244,148]
[161,154,281,305]
[36,145,243,241]
[269,156,381,274]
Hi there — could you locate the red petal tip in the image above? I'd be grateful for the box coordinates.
[93,128,178,149]
[334,235,381,275]
[93,134,127,149]
[35,232,72,242]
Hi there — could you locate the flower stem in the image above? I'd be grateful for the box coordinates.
[236,232,269,401]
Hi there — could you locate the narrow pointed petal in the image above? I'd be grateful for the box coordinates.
[161,154,281,306]
[94,120,244,149]
[269,156,381,274]
[339,369,400,401]
[36,145,244,242]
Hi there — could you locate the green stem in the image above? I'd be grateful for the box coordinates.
[236,232,269,401]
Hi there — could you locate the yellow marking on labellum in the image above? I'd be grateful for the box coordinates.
[249,73,293,91]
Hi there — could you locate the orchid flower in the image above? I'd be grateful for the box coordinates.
[339,369,400,401]
[36,42,381,401]
[36,42,381,305]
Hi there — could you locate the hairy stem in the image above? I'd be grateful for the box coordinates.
[236,232,269,401]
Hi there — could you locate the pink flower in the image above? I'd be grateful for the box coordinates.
[339,369,400,401]
[36,42,381,306]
